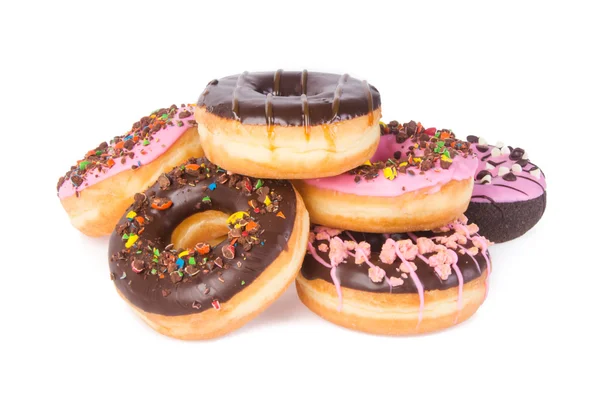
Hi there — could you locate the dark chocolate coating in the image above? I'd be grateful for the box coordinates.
[198,71,381,126]
[301,231,489,293]
[108,158,297,316]
[465,192,547,243]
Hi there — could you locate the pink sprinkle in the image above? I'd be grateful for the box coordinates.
[399,261,417,273]
[434,265,452,280]
[467,223,479,235]
[417,237,436,254]
[390,276,404,287]
[354,242,371,264]
[380,238,397,264]
[428,248,454,280]
[343,240,357,250]
[314,226,342,237]
[368,266,386,283]
[318,243,329,253]
[328,237,348,267]
[396,239,418,260]
[316,232,330,241]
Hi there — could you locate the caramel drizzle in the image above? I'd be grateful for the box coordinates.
[331,73,349,121]
[301,94,311,141]
[362,80,374,125]
[273,69,283,96]
[301,69,308,95]
[265,93,275,150]
[231,71,248,120]
[323,124,336,150]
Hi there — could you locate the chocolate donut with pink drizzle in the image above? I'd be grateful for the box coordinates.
[296,216,492,335]
[465,135,547,243]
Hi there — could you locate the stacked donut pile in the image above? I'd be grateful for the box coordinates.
[56,71,546,339]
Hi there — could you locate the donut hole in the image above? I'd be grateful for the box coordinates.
[171,210,229,249]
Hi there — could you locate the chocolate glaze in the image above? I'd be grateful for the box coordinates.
[108,158,296,316]
[466,193,546,243]
[301,230,489,294]
[198,71,381,126]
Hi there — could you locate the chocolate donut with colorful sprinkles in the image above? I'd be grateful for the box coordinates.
[108,157,309,340]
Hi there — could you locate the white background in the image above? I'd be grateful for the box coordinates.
[2,1,598,400]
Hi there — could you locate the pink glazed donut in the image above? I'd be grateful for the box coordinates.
[294,121,478,233]
[56,104,203,236]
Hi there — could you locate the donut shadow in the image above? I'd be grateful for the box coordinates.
[234,282,313,333]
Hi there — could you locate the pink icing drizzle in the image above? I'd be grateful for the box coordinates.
[307,242,343,311]
[57,107,196,199]
[448,250,464,324]
[393,242,425,327]
[451,221,492,298]
[470,141,546,203]
[303,134,478,196]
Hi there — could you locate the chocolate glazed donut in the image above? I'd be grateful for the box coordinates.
[465,135,547,243]
[194,70,383,179]
[198,70,380,126]
[108,157,309,339]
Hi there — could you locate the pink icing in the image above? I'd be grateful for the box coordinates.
[448,250,464,324]
[470,140,546,203]
[303,134,478,196]
[57,106,196,199]
[393,241,425,327]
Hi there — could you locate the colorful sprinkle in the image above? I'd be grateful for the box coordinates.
[126,211,137,220]
[125,234,139,248]
[208,183,217,191]
[383,166,397,180]
[227,211,249,226]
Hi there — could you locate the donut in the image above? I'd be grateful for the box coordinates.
[108,157,309,340]
[465,135,547,243]
[296,216,492,335]
[294,120,478,232]
[57,104,203,237]
[194,70,382,179]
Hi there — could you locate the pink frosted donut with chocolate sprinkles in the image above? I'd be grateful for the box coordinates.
[465,135,547,243]
[296,215,492,335]
[294,121,478,233]
[56,104,203,236]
